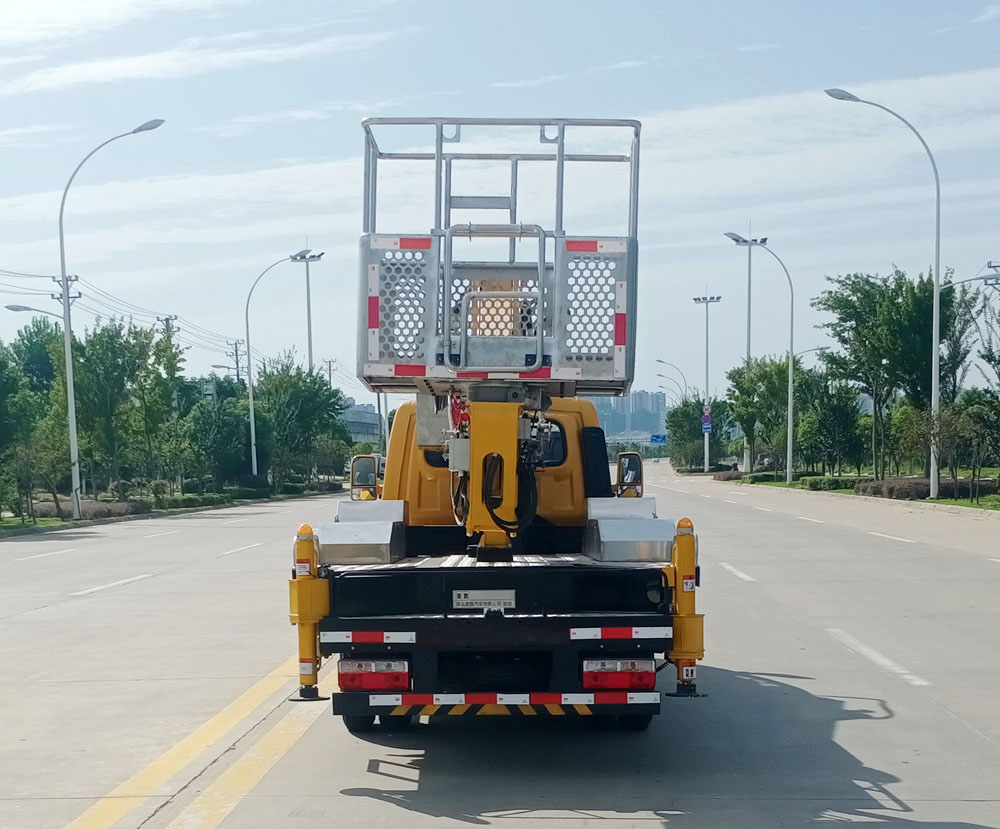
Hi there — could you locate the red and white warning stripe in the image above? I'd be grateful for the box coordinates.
[320,631,416,644]
[368,691,660,706]
[370,236,433,251]
[614,279,627,377]
[570,626,671,640]
[367,264,379,361]
[362,364,582,381]
[565,239,628,254]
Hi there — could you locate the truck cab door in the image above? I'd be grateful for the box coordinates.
[615,451,643,498]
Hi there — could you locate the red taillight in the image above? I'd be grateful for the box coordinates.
[338,659,409,691]
[582,658,656,690]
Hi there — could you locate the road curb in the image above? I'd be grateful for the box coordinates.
[722,479,1000,522]
[0,491,346,539]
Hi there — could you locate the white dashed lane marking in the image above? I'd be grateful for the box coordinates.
[798,516,825,524]
[71,574,153,597]
[826,628,929,686]
[220,543,263,556]
[13,548,77,562]
[753,506,772,512]
[143,530,179,539]
[867,531,914,543]
[718,562,756,582]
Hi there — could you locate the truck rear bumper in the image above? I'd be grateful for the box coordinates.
[332,690,661,717]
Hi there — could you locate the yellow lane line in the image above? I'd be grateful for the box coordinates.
[68,656,299,829]
[166,674,337,829]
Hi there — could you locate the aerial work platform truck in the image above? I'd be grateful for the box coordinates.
[288,118,704,732]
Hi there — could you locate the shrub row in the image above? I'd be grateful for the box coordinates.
[741,471,808,484]
[712,470,744,481]
[800,475,873,491]
[32,500,153,519]
[856,477,1000,500]
[676,464,732,474]
[227,487,271,500]
[159,493,232,509]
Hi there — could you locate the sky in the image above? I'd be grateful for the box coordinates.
[1,0,1000,408]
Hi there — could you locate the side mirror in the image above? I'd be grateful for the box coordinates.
[350,455,379,501]
[615,451,643,497]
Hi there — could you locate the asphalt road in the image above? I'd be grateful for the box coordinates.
[2,475,1000,828]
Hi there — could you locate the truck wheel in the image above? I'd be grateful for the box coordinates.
[617,714,653,731]
[380,714,414,730]
[343,714,376,733]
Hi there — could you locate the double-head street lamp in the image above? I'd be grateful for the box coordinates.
[289,250,324,370]
[58,119,165,518]
[724,230,769,473]
[723,235,796,484]
[825,87,943,496]
[693,294,722,472]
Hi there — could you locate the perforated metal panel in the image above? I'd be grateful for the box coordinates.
[564,257,618,357]
[378,249,430,361]
[443,268,548,338]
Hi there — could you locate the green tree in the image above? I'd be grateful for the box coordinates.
[184,397,249,484]
[10,316,61,394]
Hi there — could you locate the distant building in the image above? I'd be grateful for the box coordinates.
[343,397,381,444]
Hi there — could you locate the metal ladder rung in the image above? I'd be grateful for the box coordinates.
[449,195,512,210]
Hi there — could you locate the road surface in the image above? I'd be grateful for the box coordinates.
[1,477,999,828]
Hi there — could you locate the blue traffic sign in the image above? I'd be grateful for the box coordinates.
[650,434,666,444]
[702,423,713,434]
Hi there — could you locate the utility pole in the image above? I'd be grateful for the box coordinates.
[322,358,335,387]
[157,315,182,491]
[226,340,244,383]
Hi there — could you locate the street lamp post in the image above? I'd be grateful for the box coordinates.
[57,119,165,519]
[654,359,689,397]
[825,87,942,496]
[693,293,722,472]
[657,373,686,399]
[5,304,61,318]
[657,385,682,406]
[725,230,768,473]
[246,253,303,476]
[724,235,796,483]
[290,250,324,371]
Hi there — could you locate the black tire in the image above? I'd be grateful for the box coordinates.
[617,714,653,731]
[379,713,414,730]
[343,714,376,734]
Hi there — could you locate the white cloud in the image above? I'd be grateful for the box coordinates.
[0,123,72,149]
[0,30,398,96]
[0,0,247,45]
[737,43,779,52]
[491,73,572,90]
[973,4,1000,22]
[193,100,399,138]
[490,55,659,89]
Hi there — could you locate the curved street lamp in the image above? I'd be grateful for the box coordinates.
[58,119,165,518]
[657,373,686,399]
[654,359,689,396]
[825,87,942,496]
[5,304,61,319]
[245,251,310,475]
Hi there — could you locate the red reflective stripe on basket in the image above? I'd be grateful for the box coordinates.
[594,691,629,704]
[457,371,489,378]
[351,631,384,643]
[601,627,633,639]
[399,237,432,250]
[614,313,627,345]
[394,365,426,377]
[465,693,498,705]
[402,693,434,705]
[519,366,551,379]
[566,240,598,252]
[529,693,562,704]
[367,296,379,329]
